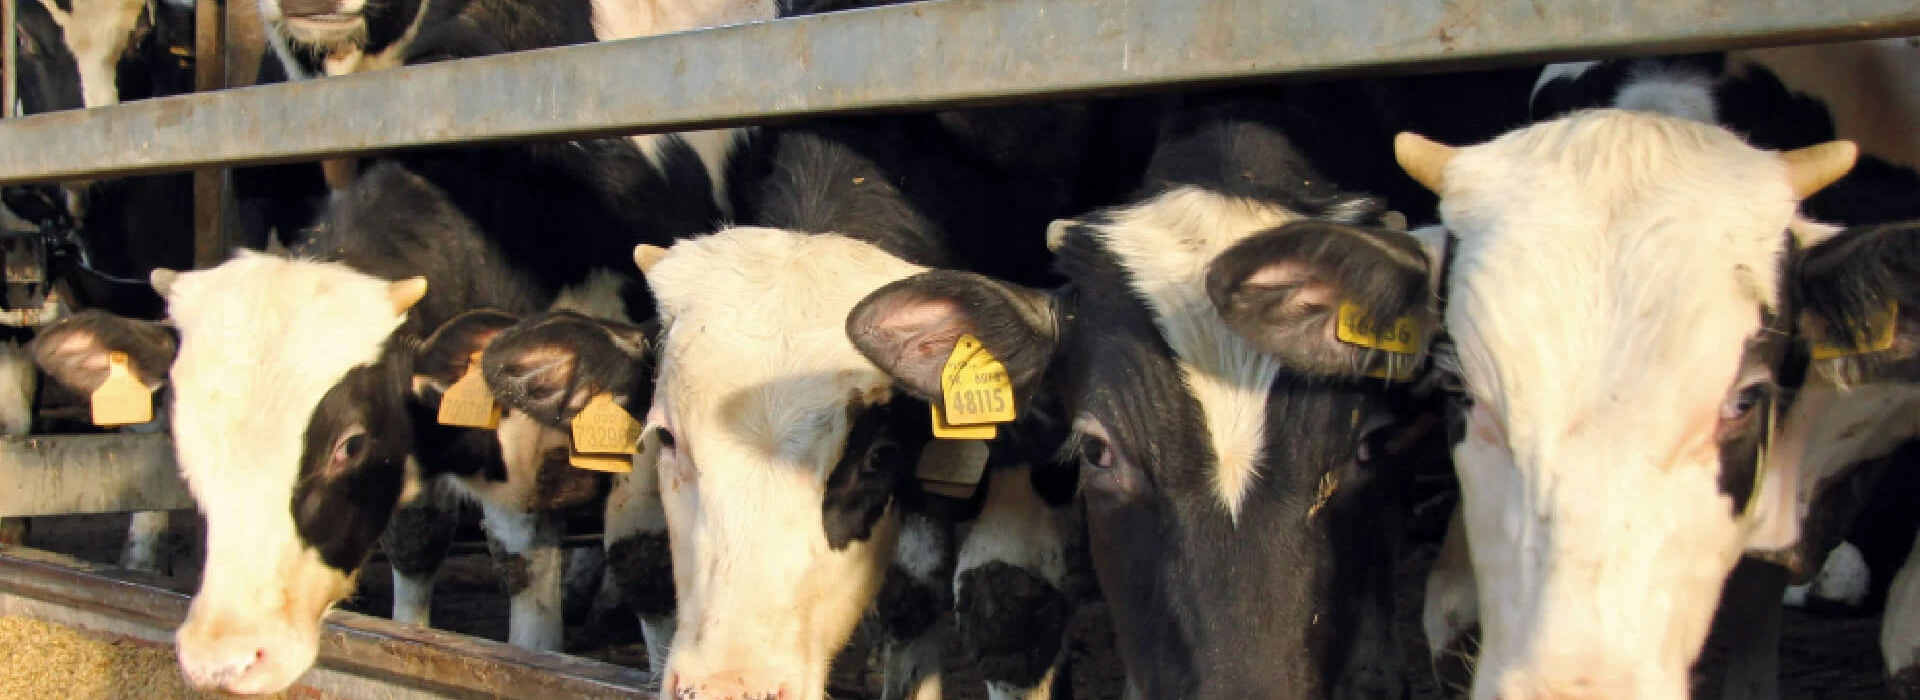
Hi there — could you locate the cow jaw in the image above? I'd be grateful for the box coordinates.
[645,228,926,698]
[161,252,414,694]
[1436,110,1806,699]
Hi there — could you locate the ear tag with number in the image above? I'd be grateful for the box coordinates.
[930,403,996,440]
[437,351,501,429]
[940,334,1017,426]
[1336,302,1423,353]
[916,439,990,499]
[1811,300,1898,361]
[569,393,640,472]
[91,352,152,426]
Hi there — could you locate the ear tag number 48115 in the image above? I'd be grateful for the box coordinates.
[933,334,1016,440]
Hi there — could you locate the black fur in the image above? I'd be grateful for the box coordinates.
[383,497,458,579]
[821,400,926,550]
[606,532,676,617]
[30,310,178,392]
[294,346,416,571]
[1795,220,1920,386]
[954,562,1072,689]
[482,311,655,428]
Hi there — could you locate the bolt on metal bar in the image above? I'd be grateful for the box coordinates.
[0,0,1915,185]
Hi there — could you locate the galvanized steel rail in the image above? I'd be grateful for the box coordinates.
[0,0,1916,184]
[0,546,658,699]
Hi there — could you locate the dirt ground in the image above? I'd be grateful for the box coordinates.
[14,511,1894,699]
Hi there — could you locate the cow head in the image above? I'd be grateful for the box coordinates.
[30,252,428,694]
[850,109,1444,697]
[1394,109,1858,699]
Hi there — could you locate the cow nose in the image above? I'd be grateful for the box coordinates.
[178,645,268,692]
[665,671,792,700]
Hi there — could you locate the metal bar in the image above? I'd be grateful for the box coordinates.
[0,546,658,699]
[192,0,232,267]
[3,0,16,119]
[0,433,195,517]
[0,0,1916,184]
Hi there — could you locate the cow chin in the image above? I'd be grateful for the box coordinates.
[661,476,900,700]
[175,547,352,695]
[1456,435,1743,700]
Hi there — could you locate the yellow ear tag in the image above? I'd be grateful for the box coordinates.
[569,393,640,472]
[1336,302,1423,353]
[437,351,501,429]
[1811,300,1898,361]
[941,334,1017,427]
[931,403,996,440]
[916,439,990,499]
[91,352,152,426]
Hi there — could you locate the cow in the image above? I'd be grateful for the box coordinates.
[0,0,198,573]
[1412,47,1920,699]
[841,92,1478,699]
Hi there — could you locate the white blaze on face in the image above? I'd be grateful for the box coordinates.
[163,252,411,694]
[1090,187,1300,521]
[645,228,924,700]
[1438,111,1804,699]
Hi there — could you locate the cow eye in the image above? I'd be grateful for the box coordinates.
[1723,385,1767,421]
[329,430,368,474]
[1080,436,1114,470]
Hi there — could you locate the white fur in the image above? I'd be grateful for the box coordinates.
[40,0,148,109]
[479,501,566,651]
[164,251,409,694]
[1422,509,1478,661]
[646,227,925,700]
[1438,110,1809,700]
[391,569,436,625]
[1531,61,1600,101]
[1089,187,1299,521]
[1783,541,1869,608]
[1884,537,1920,678]
[884,512,948,700]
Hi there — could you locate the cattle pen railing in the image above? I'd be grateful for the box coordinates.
[1,0,1918,696]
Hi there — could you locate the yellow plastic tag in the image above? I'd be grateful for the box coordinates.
[916,439,990,499]
[1811,300,1898,361]
[1336,302,1423,354]
[941,334,1017,426]
[930,403,996,440]
[90,352,152,426]
[568,447,634,473]
[437,351,501,429]
[572,393,642,455]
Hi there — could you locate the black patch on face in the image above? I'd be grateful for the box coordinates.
[381,498,457,578]
[606,532,676,617]
[294,344,415,573]
[873,566,940,642]
[954,562,1071,690]
[821,399,927,551]
[1053,236,1413,699]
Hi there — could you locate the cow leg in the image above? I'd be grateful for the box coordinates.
[955,466,1074,700]
[482,502,566,651]
[118,419,174,574]
[1423,508,1479,698]
[878,510,951,700]
[605,453,676,678]
[382,491,457,626]
[1716,558,1786,700]
[0,340,34,548]
[1883,536,1920,697]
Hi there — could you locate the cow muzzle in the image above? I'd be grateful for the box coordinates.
[174,607,321,695]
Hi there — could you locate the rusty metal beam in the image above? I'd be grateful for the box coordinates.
[0,0,1917,184]
[0,433,194,517]
[2,0,16,120]
[192,0,234,267]
[0,546,658,699]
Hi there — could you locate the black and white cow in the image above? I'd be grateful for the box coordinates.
[0,0,198,572]
[844,93,1474,699]
[473,101,1114,699]
[1410,44,1920,699]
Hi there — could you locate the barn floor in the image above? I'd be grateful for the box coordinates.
[16,511,1892,699]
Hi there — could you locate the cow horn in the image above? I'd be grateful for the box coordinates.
[1780,140,1858,199]
[1045,219,1074,252]
[389,277,428,314]
[634,244,669,274]
[1395,132,1455,194]
[149,268,178,297]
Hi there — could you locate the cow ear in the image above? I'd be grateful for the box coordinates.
[413,310,520,397]
[1794,219,1920,385]
[30,310,177,393]
[481,311,654,427]
[847,270,1057,403]
[1206,220,1436,378]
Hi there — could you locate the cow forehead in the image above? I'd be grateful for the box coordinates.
[164,253,406,493]
[1088,187,1303,520]
[647,228,923,456]
[1440,111,1794,441]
